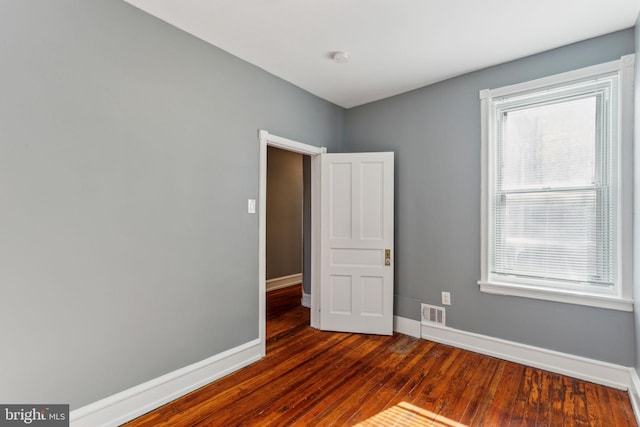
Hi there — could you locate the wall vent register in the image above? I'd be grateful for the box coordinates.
[421,303,445,327]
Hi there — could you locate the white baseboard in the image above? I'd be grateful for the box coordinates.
[266,273,302,292]
[393,315,421,338]
[70,339,262,427]
[629,368,640,422]
[301,292,311,308]
[420,322,630,390]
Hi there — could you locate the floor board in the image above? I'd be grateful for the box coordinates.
[125,285,637,426]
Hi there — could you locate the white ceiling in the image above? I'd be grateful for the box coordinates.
[123,0,640,108]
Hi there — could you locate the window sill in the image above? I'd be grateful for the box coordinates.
[477,281,633,312]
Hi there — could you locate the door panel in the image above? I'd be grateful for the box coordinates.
[361,162,384,240]
[329,162,352,239]
[320,152,394,335]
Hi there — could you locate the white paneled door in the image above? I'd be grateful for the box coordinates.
[320,152,394,335]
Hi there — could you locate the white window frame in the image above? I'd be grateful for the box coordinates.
[478,54,634,312]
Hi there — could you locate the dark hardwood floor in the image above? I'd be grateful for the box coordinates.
[126,285,637,426]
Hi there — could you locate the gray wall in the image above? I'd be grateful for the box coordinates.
[266,147,303,280]
[0,0,345,408]
[346,29,636,365]
[634,13,640,372]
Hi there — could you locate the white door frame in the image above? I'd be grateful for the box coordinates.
[258,130,325,356]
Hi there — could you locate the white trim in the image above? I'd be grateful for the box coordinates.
[478,281,634,312]
[70,339,261,427]
[628,368,640,423]
[393,315,421,338]
[420,323,630,390]
[618,54,635,303]
[301,291,311,308]
[259,130,324,156]
[479,86,490,294]
[258,132,268,357]
[480,55,631,99]
[310,152,324,329]
[258,130,325,343]
[266,273,302,292]
[479,54,635,310]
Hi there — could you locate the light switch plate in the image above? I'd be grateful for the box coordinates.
[248,199,256,214]
[441,292,451,305]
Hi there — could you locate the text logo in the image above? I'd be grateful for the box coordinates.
[0,405,68,426]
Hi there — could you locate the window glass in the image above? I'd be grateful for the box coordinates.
[500,96,596,190]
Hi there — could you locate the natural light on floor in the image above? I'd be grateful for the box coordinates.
[355,401,467,427]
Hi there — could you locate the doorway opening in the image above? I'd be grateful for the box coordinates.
[258,130,325,357]
[265,146,310,341]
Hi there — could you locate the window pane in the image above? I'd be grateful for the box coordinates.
[499,97,596,190]
[493,190,611,285]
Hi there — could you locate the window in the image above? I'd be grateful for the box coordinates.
[478,55,634,311]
